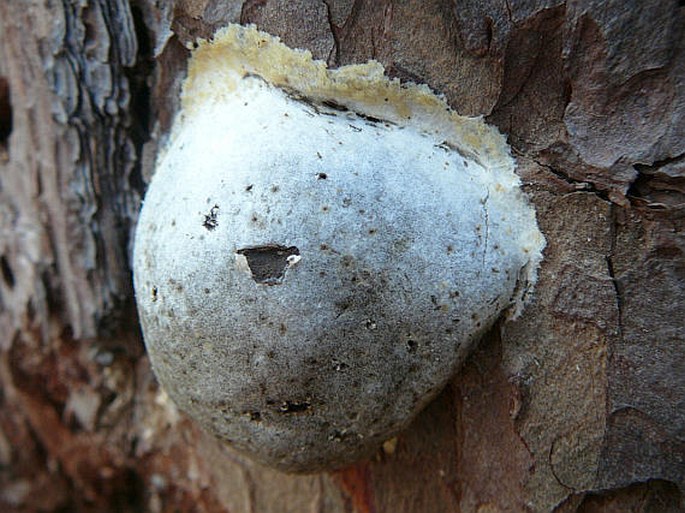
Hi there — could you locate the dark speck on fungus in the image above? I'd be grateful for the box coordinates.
[203,204,219,230]
[278,400,311,414]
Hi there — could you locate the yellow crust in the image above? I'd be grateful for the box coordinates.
[182,24,514,175]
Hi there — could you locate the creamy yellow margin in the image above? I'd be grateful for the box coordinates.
[181,24,514,177]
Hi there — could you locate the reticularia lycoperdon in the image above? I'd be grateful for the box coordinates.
[133,24,545,473]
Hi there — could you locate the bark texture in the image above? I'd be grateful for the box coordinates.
[0,1,683,512]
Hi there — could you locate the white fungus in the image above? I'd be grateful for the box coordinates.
[133,24,545,473]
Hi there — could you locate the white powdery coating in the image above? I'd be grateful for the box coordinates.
[133,25,544,473]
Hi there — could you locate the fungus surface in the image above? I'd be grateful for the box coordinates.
[133,24,545,473]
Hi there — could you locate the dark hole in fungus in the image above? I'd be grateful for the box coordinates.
[317,172,327,180]
[329,430,344,442]
[202,204,219,230]
[0,255,15,289]
[406,339,418,353]
[237,244,300,285]
[244,411,262,422]
[333,361,348,371]
[328,429,358,442]
[278,400,311,414]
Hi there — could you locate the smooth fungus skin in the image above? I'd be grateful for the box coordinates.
[133,24,545,473]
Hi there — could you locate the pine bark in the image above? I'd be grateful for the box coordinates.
[0,1,683,512]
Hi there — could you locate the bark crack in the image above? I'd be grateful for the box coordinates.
[598,203,626,488]
[548,436,576,492]
[606,204,625,348]
[533,158,611,201]
[634,152,685,172]
[323,0,341,67]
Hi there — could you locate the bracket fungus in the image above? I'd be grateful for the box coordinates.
[133,24,545,473]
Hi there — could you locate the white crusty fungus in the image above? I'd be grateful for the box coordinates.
[133,24,545,473]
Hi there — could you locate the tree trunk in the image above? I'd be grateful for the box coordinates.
[1,1,683,512]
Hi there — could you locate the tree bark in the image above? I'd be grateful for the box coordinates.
[0,1,683,512]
